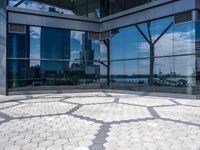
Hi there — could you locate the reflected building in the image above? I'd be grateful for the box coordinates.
[0,0,200,97]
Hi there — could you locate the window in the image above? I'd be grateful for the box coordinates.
[30,27,41,59]
[41,28,70,59]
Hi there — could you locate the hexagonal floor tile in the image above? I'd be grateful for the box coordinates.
[0,102,19,109]
[63,97,115,104]
[155,106,200,124]
[73,103,152,122]
[0,102,77,117]
[105,120,200,150]
[0,115,101,150]
[119,97,174,107]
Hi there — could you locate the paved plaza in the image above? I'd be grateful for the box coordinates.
[0,90,200,150]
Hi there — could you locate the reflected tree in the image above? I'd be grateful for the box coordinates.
[135,21,173,85]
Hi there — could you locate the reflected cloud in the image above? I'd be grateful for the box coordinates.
[30,27,41,39]
[138,29,195,55]
[71,31,84,45]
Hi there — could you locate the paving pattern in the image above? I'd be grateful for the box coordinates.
[0,91,200,150]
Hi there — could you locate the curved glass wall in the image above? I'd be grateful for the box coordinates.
[7,16,197,94]
[8,26,100,89]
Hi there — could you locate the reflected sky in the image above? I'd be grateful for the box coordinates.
[30,27,41,59]
[9,0,75,15]
[109,17,196,83]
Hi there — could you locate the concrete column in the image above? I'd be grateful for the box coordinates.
[0,0,7,95]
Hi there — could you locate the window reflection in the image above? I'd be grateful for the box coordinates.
[8,60,27,88]
[110,61,124,89]
[138,59,149,85]
[30,27,41,59]
[70,31,85,61]
[8,31,27,58]
[174,22,195,55]
[110,29,124,60]
[100,41,108,61]
[8,26,101,89]
[7,16,197,95]
[154,57,173,86]
[124,60,138,90]
[124,26,138,59]
[154,18,174,56]
[8,0,152,18]
[41,28,70,59]
[174,56,196,87]
[27,61,41,86]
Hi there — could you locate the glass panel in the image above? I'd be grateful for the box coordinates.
[154,57,174,85]
[196,53,200,95]
[26,60,42,86]
[110,28,124,60]
[92,40,100,61]
[100,62,108,88]
[73,0,87,16]
[196,22,200,95]
[41,60,100,87]
[88,0,100,18]
[100,0,109,17]
[174,22,195,55]
[57,0,75,15]
[8,32,28,58]
[154,17,174,56]
[75,60,100,87]
[138,32,149,58]
[8,59,28,88]
[8,0,21,6]
[110,61,124,89]
[110,0,124,15]
[124,26,138,59]
[125,0,152,10]
[124,60,138,90]
[70,31,85,61]
[81,33,95,62]
[174,55,196,94]
[100,41,108,61]
[41,60,69,86]
[30,26,41,59]
[41,27,70,59]
[138,59,150,91]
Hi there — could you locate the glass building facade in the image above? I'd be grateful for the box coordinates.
[1,0,200,96]
[109,16,196,94]
[8,27,101,89]
[8,0,155,18]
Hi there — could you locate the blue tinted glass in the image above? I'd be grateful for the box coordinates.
[154,57,174,86]
[138,59,149,84]
[154,17,174,56]
[174,22,195,55]
[70,31,85,61]
[41,28,70,59]
[110,61,124,89]
[124,60,138,90]
[124,26,138,59]
[8,32,28,58]
[8,59,28,88]
[110,29,124,60]
[30,27,41,59]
